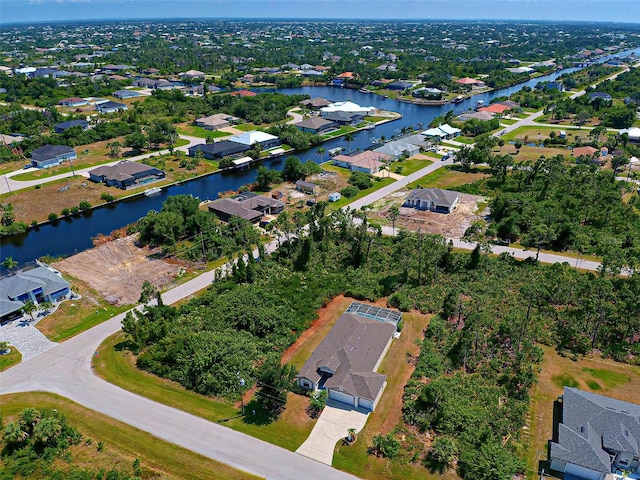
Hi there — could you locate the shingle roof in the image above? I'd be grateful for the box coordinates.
[406,188,459,208]
[293,117,336,130]
[30,144,75,161]
[54,119,89,130]
[550,387,640,475]
[298,312,396,401]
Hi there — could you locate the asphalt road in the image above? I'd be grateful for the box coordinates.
[0,105,612,479]
[0,134,203,195]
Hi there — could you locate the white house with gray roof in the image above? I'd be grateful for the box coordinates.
[0,266,70,322]
[549,387,640,480]
[404,188,460,213]
[296,303,400,411]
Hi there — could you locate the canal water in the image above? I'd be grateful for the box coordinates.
[2,47,638,266]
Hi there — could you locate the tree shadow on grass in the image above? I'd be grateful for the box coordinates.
[114,339,137,352]
[240,398,283,426]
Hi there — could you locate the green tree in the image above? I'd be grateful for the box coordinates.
[106,140,122,159]
[1,256,18,271]
[255,166,282,190]
[344,133,355,153]
[282,156,304,181]
[21,300,37,320]
[388,205,400,236]
[1,203,16,227]
[316,146,325,164]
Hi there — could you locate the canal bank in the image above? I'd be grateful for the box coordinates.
[2,45,639,266]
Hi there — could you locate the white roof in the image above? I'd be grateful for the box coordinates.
[228,131,279,146]
[423,124,461,137]
[321,101,376,115]
[232,156,253,166]
[620,127,640,139]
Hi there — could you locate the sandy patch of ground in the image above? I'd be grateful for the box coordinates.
[374,192,486,238]
[53,235,180,305]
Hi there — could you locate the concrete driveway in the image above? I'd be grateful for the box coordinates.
[296,399,369,465]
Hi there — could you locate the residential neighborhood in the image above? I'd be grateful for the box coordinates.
[1,13,639,480]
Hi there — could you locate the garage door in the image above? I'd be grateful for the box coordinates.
[329,389,355,407]
[358,398,373,410]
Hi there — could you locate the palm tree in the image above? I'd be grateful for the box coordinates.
[22,300,37,321]
[2,256,18,271]
[388,205,400,236]
[347,427,357,443]
[344,133,355,153]
[316,146,325,164]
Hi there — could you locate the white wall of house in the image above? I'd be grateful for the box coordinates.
[329,389,356,406]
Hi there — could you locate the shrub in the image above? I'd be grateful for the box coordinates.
[70,206,80,215]
[61,208,70,216]
[48,213,58,221]
[348,171,374,190]
[370,433,401,459]
[78,200,91,211]
[101,192,115,202]
[341,186,360,198]
[35,184,41,189]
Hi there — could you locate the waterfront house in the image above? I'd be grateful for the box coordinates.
[29,144,76,168]
[187,141,250,160]
[374,140,420,160]
[195,113,240,131]
[89,160,165,189]
[333,151,390,174]
[207,192,284,224]
[228,131,281,150]
[293,117,338,134]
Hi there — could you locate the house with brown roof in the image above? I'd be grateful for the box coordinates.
[59,97,88,107]
[293,117,338,134]
[333,151,391,174]
[296,303,400,411]
[88,160,165,189]
[207,192,284,223]
[195,113,240,131]
[572,146,598,158]
[230,89,257,97]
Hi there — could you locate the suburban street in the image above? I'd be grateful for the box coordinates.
[0,133,203,195]
[0,84,626,478]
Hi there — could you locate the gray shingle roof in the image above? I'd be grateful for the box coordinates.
[298,313,396,401]
[406,188,459,208]
[550,387,640,475]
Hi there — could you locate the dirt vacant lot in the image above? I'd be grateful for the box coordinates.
[54,235,180,305]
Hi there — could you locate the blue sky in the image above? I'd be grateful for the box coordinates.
[2,0,640,24]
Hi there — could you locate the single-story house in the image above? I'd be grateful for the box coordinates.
[386,80,414,91]
[228,131,281,150]
[458,110,495,121]
[132,77,158,88]
[301,97,332,109]
[207,192,284,223]
[620,127,640,143]
[455,77,486,88]
[112,89,140,99]
[402,133,432,149]
[296,303,400,411]
[572,146,598,158]
[320,101,376,116]
[0,265,70,323]
[422,124,461,140]
[59,97,88,107]
[540,81,565,92]
[295,180,318,195]
[181,69,206,78]
[96,101,128,113]
[333,151,391,174]
[195,113,240,131]
[29,144,76,168]
[322,111,365,126]
[328,192,341,202]
[479,103,510,115]
[89,160,165,189]
[374,140,420,160]
[587,92,613,102]
[404,188,460,213]
[548,387,640,480]
[229,89,257,97]
[412,87,443,98]
[187,141,250,160]
[293,117,338,134]
[53,119,89,133]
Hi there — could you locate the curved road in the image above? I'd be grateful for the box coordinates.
[0,108,617,478]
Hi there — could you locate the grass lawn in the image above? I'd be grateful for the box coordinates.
[364,116,389,123]
[93,331,316,452]
[36,275,132,342]
[1,392,258,480]
[501,125,579,143]
[452,136,476,144]
[393,157,433,176]
[0,346,22,371]
[493,144,572,163]
[234,123,261,132]
[408,165,488,190]
[321,126,357,140]
[523,346,640,479]
[327,177,396,210]
[332,311,451,480]
[500,118,519,125]
[176,123,233,139]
